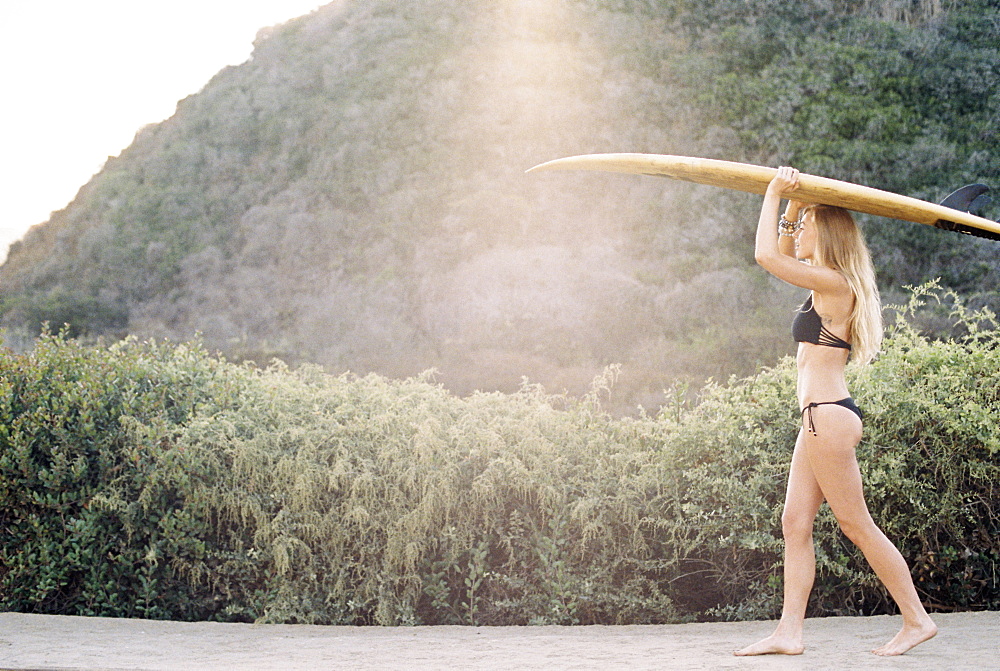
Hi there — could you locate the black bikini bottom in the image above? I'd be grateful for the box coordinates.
[801,397,863,435]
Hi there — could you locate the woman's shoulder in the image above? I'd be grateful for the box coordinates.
[812,274,855,321]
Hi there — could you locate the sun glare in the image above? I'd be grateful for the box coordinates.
[465,0,593,136]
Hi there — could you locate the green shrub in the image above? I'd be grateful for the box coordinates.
[0,335,239,618]
[1,284,997,624]
[0,336,678,624]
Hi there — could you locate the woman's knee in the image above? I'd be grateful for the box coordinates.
[781,508,815,542]
[834,513,879,547]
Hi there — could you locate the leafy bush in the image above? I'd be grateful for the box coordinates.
[0,335,238,618]
[1,286,997,624]
[0,335,678,624]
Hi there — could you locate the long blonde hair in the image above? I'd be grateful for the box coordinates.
[804,205,883,364]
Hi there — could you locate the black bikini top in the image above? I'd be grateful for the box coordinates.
[792,295,851,350]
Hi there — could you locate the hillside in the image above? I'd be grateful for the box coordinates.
[2,0,998,411]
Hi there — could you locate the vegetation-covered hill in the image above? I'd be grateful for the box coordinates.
[2,0,998,410]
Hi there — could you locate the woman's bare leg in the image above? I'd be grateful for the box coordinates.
[735,430,824,656]
[803,406,937,656]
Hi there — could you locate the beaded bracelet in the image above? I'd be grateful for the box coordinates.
[778,215,800,237]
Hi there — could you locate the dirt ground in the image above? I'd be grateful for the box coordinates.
[0,610,997,670]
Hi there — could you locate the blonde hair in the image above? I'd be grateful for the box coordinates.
[803,205,883,364]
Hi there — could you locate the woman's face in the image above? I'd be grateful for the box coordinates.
[794,211,817,261]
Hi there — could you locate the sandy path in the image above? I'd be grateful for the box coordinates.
[0,611,997,670]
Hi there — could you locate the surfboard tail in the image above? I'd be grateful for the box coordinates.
[933,219,1000,240]
[937,184,1000,240]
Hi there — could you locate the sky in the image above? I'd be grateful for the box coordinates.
[0,0,329,263]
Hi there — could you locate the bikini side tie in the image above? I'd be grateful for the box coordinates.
[802,402,821,436]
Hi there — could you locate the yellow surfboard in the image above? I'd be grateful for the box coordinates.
[527,153,1000,240]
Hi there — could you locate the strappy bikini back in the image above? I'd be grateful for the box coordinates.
[792,294,851,350]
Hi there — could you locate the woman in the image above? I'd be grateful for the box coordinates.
[735,167,937,657]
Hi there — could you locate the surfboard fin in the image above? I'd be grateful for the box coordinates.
[939,183,991,215]
[935,184,1000,240]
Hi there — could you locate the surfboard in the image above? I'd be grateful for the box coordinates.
[526,153,1000,240]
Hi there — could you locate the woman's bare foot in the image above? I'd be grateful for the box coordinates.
[734,633,804,656]
[872,618,938,656]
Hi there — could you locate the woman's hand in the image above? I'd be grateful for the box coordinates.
[767,166,800,197]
